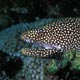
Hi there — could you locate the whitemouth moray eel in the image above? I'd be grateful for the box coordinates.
[20,18,80,58]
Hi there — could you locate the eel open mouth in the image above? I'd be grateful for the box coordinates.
[20,39,63,58]
[25,39,62,50]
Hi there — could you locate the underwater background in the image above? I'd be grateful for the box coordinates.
[0,0,80,80]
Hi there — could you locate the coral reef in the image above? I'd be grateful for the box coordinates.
[0,19,53,80]
[0,0,80,80]
[44,50,80,80]
[0,18,80,80]
[0,18,53,52]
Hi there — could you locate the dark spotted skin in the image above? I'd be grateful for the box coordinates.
[21,18,80,58]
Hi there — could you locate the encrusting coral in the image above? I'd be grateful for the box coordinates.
[0,18,53,80]
[44,50,80,80]
[0,18,80,80]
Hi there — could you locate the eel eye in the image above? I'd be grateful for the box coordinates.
[38,33,45,38]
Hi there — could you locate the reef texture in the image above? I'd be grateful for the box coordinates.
[0,18,53,80]
[0,18,80,80]
[44,50,80,80]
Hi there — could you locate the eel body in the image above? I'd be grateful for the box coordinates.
[21,18,80,58]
